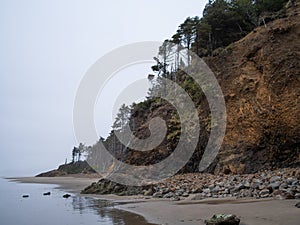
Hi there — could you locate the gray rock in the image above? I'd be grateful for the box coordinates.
[182,192,189,197]
[286,177,296,185]
[269,182,281,190]
[233,183,245,192]
[175,189,184,196]
[216,182,225,187]
[171,196,180,201]
[203,188,211,194]
[161,188,170,194]
[279,183,288,190]
[250,183,260,189]
[259,189,270,197]
[153,192,163,198]
[244,181,251,188]
[223,189,230,194]
[251,179,262,189]
[253,179,263,184]
[178,188,185,193]
[270,176,281,183]
[259,185,266,190]
[211,186,220,194]
[261,172,267,177]
[260,194,269,198]
[205,214,240,225]
[191,194,206,200]
[241,190,253,198]
[163,192,175,198]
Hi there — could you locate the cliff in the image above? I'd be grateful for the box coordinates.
[116,5,300,174]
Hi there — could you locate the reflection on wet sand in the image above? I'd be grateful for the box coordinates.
[71,196,157,225]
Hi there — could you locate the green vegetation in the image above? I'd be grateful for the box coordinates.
[57,161,95,174]
[72,143,86,163]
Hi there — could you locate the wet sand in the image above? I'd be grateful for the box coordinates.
[9,177,300,225]
[8,176,100,193]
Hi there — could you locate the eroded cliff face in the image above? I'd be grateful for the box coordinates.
[118,6,300,175]
[206,5,300,173]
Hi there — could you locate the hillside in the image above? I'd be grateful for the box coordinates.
[104,3,300,175]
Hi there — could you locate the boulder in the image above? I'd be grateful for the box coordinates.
[205,214,240,225]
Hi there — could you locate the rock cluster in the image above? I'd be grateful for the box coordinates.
[147,168,300,200]
[81,168,300,201]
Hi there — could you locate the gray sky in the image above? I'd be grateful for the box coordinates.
[0,0,206,176]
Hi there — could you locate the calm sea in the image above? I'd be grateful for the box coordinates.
[0,178,155,225]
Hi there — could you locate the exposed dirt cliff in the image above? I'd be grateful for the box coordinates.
[205,5,300,173]
[109,5,300,175]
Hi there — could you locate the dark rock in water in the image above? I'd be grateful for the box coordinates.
[43,192,51,196]
[295,202,300,208]
[205,214,240,225]
[22,195,29,198]
[63,194,71,198]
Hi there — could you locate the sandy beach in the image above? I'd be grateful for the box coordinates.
[9,176,300,225]
[9,176,100,193]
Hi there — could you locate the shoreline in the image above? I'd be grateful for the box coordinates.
[8,176,300,225]
[7,176,100,193]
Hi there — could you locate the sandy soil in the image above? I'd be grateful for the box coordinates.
[9,177,300,225]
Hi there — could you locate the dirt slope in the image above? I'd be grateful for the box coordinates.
[205,5,300,173]
[120,5,300,175]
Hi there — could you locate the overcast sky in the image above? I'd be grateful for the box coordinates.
[0,0,206,176]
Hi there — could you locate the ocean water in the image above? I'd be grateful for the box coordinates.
[0,178,155,225]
